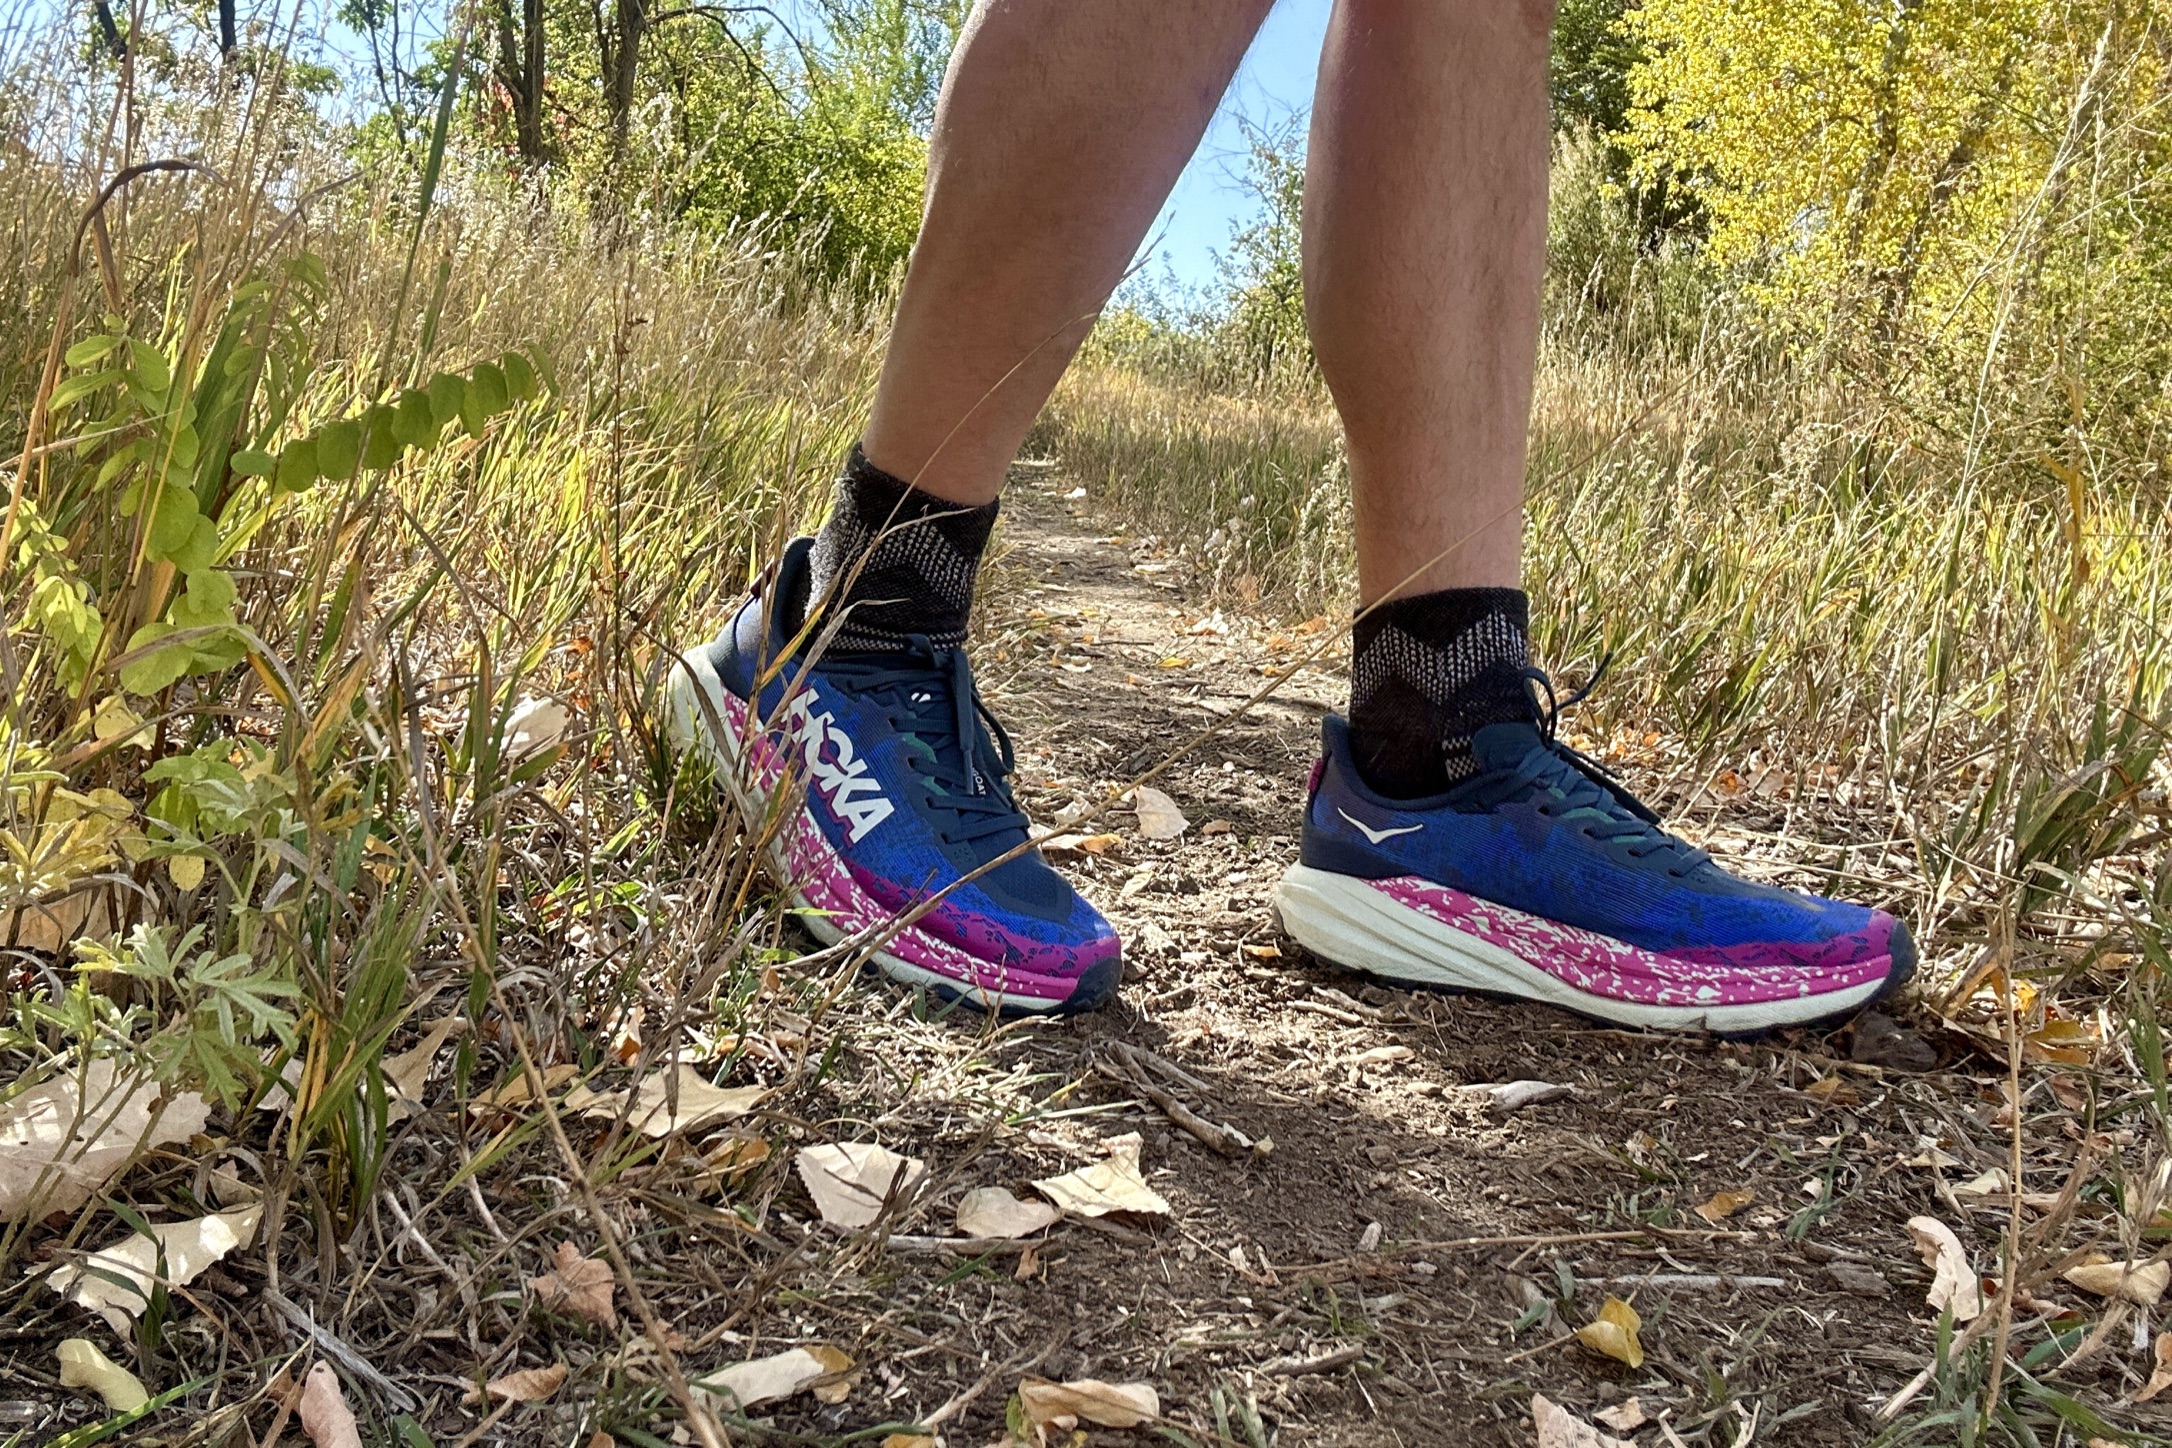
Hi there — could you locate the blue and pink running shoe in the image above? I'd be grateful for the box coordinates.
[1275,705,1914,1033]
[666,538,1122,1015]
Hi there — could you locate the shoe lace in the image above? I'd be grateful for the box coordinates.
[816,636,1029,848]
[1465,657,1710,874]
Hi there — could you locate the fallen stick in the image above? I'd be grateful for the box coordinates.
[885,1234,1042,1257]
[263,1289,418,1414]
[1601,1273,1787,1291]
[1098,1047,1263,1159]
[1260,1344,1366,1377]
[1115,1041,1217,1098]
[1392,1227,1757,1255]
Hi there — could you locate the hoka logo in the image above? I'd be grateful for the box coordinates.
[781,690,896,843]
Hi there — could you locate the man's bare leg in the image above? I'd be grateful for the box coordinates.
[1305,0,1552,603]
[1273,0,1914,1034]
[860,0,1275,507]
[1304,0,1554,797]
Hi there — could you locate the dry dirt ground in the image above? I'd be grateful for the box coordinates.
[726,466,2126,1447]
[24,466,2155,1448]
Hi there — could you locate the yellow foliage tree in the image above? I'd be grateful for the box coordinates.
[1621,0,2169,345]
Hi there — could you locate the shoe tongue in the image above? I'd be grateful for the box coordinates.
[1468,721,1546,774]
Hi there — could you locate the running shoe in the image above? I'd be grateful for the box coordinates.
[665,537,1122,1015]
[1275,683,1913,1033]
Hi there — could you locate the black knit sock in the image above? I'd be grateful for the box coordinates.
[806,446,999,651]
[1349,588,1538,798]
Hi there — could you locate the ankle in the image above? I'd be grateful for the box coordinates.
[1348,587,1537,797]
[807,445,999,652]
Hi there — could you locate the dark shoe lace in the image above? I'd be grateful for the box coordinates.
[814,636,1029,849]
[1451,659,1711,878]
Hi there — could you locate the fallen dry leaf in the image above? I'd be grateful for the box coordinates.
[694,1345,852,1412]
[1032,1133,1171,1219]
[1041,832,1122,858]
[955,1185,1060,1240]
[49,1205,261,1332]
[2024,1018,2099,1066]
[57,1338,149,1413]
[1,885,118,953]
[528,1241,616,1327]
[2064,1256,2170,1307]
[696,1134,772,1190]
[1532,1393,1634,1448]
[1017,1377,1160,1440]
[1471,1080,1572,1111]
[1130,786,1189,840]
[879,1437,936,1448]
[382,1015,465,1121]
[2136,1332,2172,1403]
[0,1059,210,1221]
[1352,1045,1413,1066]
[1594,1398,1649,1433]
[470,1362,568,1404]
[1695,1189,1755,1224]
[1574,1296,1645,1369]
[567,1063,766,1138]
[298,1362,362,1448]
[796,1142,927,1229]
[1804,1076,1861,1106]
[504,695,571,760]
[1906,1216,1986,1321]
[469,1063,581,1114]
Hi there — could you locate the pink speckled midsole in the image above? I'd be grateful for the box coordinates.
[1275,864,1892,1031]
[667,666,1089,1009]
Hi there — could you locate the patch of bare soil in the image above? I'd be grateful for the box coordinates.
[732,469,2034,1446]
[29,467,2155,1448]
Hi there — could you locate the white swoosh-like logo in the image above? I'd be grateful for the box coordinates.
[1338,807,1423,844]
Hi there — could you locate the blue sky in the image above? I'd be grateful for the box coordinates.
[1137,0,1329,296]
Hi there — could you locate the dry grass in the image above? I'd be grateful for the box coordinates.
[4,12,2172,1447]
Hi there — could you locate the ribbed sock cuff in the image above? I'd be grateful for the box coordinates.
[1349,587,1536,798]
[806,445,998,651]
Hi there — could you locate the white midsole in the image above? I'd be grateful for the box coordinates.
[1273,863,1887,1033]
[663,651,1072,1012]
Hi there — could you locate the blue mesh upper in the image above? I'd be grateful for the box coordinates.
[1301,716,1876,955]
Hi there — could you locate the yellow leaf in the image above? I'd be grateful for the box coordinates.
[1693,1189,1754,1224]
[1574,1296,1644,1369]
[1803,1077,1860,1106]
[58,1339,149,1413]
[92,695,152,749]
[1018,1377,1160,1435]
[795,1142,928,1228]
[168,853,205,891]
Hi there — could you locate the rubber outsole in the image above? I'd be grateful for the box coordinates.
[665,651,1120,1018]
[1273,862,1911,1037]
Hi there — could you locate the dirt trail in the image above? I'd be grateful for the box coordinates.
[850,466,2006,1445]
